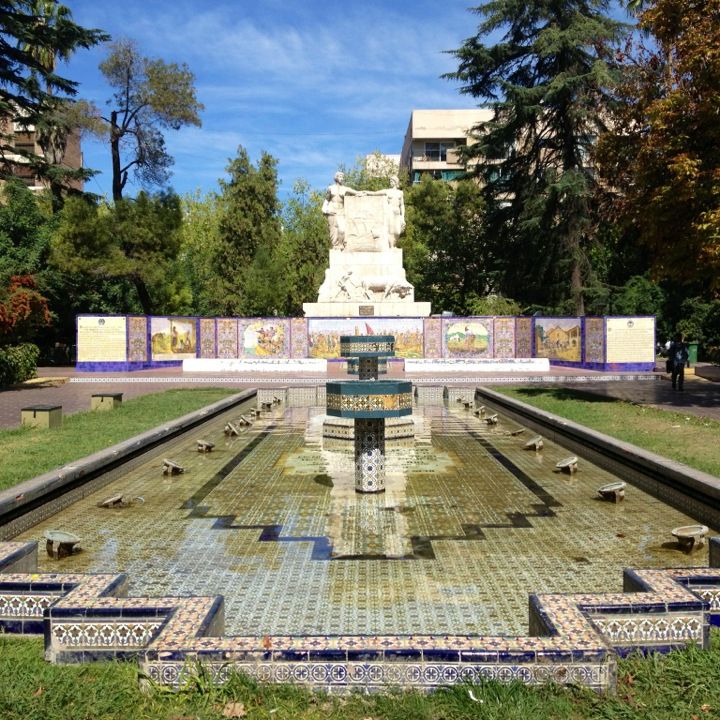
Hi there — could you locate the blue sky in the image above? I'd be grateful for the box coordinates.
[60,0,481,200]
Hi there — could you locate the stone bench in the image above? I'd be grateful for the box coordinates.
[91,393,123,411]
[21,404,62,429]
[44,530,81,559]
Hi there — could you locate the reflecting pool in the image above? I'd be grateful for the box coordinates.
[16,400,715,636]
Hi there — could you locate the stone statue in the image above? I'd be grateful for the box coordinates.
[365,176,406,249]
[322,172,363,250]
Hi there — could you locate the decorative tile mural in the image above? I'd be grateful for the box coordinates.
[127,316,147,362]
[584,318,606,364]
[238,319,289,358]
[493,317,515,358]
[423,318,442,358]
[515,317,533,358]
[217,319,239,359]
[534,317,582,363]
[290,318,309,358]
[199,319,216,358]
[150,317,197,361]
[308,318,424,359]
[442,318,493,358]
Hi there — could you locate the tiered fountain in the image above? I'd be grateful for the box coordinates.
[325,335,412,493]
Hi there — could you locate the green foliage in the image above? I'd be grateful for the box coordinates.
[0,0,107,189]
[214,146,282,315]
[0,180,52,283]
[0,388,239,489]
[177,190,223,315]
[499,386,720,477]
[0,341,39,386]
[2,632,720,720]
[446,0,626,315]
[339,151,405,191]
[403,177,494,314]
[97,38,203,200]
[51,191,186,314]
[274,179,329,315]
[467,293,522,316]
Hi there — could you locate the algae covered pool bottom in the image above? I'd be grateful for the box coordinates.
[16,400,715,637]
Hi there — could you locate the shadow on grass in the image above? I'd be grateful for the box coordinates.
[511,387,622,404]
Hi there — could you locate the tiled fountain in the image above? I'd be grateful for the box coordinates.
[326,335,411,493]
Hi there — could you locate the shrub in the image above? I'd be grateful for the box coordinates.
[0,342,40,386]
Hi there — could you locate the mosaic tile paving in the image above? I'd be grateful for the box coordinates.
[12,402,717,639]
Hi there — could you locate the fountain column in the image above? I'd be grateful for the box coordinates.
[326,335,412,494]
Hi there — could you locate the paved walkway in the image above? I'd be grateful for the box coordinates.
[1,364,718,429]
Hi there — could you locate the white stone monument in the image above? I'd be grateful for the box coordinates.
[303,174,431,318]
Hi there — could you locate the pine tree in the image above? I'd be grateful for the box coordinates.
[214,146,282,315]
[447,0,625,314]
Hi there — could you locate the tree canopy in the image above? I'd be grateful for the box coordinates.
[447,0,625,315]
[98,39,203,201]
[0,0,107,195]
[596,0,720,295]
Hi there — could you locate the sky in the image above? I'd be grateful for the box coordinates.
[59,0,483,200]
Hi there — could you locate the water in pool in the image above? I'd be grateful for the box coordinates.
[16,399,715,636]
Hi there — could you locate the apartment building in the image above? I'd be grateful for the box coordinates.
[0,115,83,192]
[400,108,492,184]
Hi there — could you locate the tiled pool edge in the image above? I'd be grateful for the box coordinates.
[0,390,257,541]
[0,539,719,693]
[474,386,720,530]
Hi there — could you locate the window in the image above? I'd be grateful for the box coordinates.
[424,142,455,162]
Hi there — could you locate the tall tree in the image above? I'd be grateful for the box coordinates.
[51,190,185,314]
[447,0,625,315]
[596,0,720,295]
[0,0,106,191]
[98,39,203,201]
[213,146,282,315]
[274,179,329,315]
[403,176,493,314]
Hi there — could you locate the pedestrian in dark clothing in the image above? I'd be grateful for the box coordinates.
[668,333,689,390]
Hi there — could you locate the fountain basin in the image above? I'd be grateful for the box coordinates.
[326,380,412,419]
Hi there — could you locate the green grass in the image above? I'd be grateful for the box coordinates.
[0,389,240,491]
[1,632,719,719]
[494,386,720,477]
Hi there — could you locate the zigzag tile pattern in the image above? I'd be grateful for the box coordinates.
[1,538,719,692]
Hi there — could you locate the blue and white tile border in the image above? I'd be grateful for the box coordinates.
[1,539,719,693]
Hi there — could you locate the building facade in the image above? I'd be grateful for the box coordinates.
[0,115,83,192]
[400,108,492,184]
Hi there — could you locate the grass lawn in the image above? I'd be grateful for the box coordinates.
[0,388,241,491]
[493,386,720,477]
[0,633,718,720]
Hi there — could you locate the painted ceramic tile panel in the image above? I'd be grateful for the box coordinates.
[516,317,532,358]
[442,318,493,357]
[239,319,289,358]
[127,316,148,362]
[584,317,606,364]
[150,317,197,361]
[290,317,309,358]
[217,319,239,358]
[493,317,515,358]
[423,318,442,358]
[308,318,424,358]
[534,317,582,362]
[199,319,216,358]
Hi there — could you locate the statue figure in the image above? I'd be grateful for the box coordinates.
[334,271,372,301]
[366,176,406,248]
[322,172,363,250]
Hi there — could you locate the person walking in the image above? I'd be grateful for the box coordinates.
[668,333,689,390]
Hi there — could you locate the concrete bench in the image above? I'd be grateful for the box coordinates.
[21,405,62,429]
[91,393,123,411]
